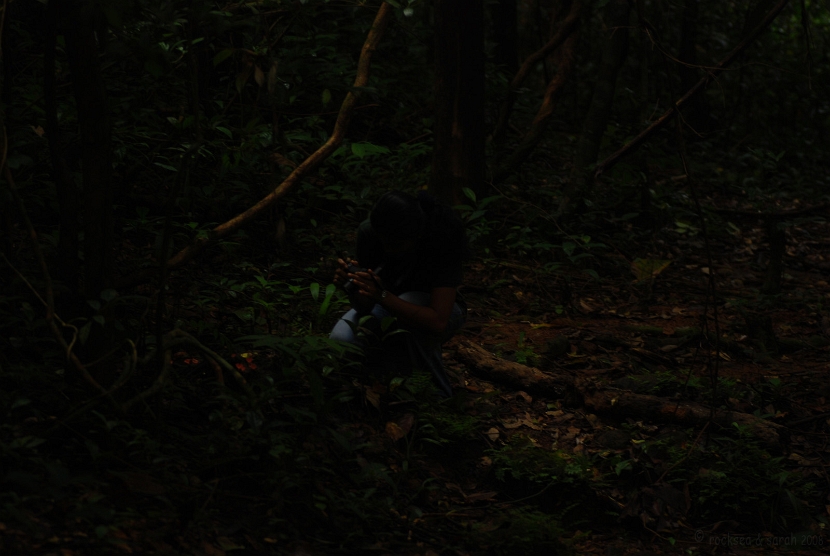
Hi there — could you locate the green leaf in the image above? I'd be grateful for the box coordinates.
[322,88,332,106]
[213,48,234,66]
[631,258,671,282]
[319,284,336,316]
[562,241,576,256]
[235,67,252,94]
[216,126,232,139]
[310,282,320,302]
[584,269,600,280]
[350,142,390,158]
[79,322,92,345]
[10,398,31,410]
[100,289,118,302]
[380,316,396,332]
[462,187,476,203]
[154,162,178,172]
[615,460,631,475]
[101,4,124,27]
[233,307,254,322]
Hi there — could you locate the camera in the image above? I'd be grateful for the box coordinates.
[342,263,383,295]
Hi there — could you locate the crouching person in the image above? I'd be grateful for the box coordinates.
[329,190,469,397]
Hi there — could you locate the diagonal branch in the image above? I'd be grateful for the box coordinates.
[117,2,393,288]
[593,0,792,180]
[492,0,582,146]
[492,31,579,184]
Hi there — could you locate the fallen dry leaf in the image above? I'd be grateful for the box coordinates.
[466,491,498,502]
[631,258,671,281]
[516,391,533,404]
[201,542,225,556]
[365,386,381,409]
[397,413,415,436]
[120,472,165,496]
[385,422,406,441]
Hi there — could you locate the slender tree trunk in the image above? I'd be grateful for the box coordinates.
[429,0,486,206]
[678,0,709,135]
[491,0,518,75]
[45,0,81,295]
[559,0,630,215]
[63,0,113,296]
[0,2,12,258]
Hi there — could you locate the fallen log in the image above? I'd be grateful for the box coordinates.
[581,389,785,452]
[452,339,785,451]
[452,339,573,397]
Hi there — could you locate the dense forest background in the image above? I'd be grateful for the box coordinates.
[1,0,829,553]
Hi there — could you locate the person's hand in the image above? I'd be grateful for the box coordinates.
[333,258,358,288]
[352,269,384,303]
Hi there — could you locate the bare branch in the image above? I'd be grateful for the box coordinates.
[118,2,393,289]
[492,0,582,145]
[593,0,792,180]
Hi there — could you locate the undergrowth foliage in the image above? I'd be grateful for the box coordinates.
[1,0,829,552]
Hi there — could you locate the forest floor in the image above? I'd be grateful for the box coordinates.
[431,204,830,554]
[3,190,830,556]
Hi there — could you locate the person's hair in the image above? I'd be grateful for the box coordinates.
[369,190,471,259]
[369,191,425,241]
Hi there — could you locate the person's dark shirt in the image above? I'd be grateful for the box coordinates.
[355,193,468,309]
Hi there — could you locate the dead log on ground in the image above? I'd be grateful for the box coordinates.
[453,339,785,451]
[581,389,785,451]
[452,339,573,397]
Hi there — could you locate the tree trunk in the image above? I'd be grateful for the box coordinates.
[429,0,486,207]
[559,0,630,215]
[45,0,81,296]
[63,0,113,296]
[678,0,710,135]
[0,5,11,258]
[491,0,518,75]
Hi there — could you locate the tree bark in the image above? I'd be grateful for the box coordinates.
[45,0,81,295]
[559,0,630,215]
[581,389,784,452]
[63,0,113,296]
[429,0,485,207]
[677,0,710,135]
[453,338,573,397]
[490,0,518,75]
